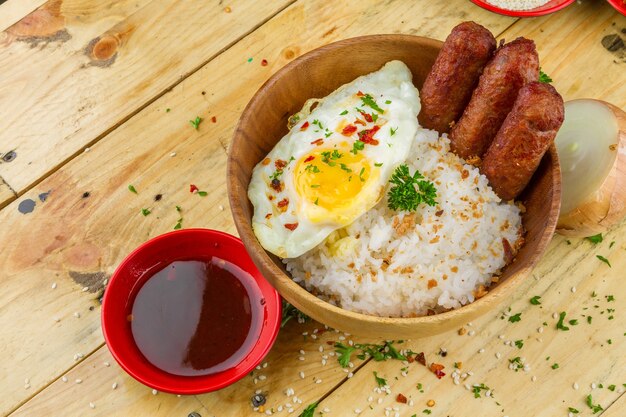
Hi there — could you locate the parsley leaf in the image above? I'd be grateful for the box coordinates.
[508,312,522,323]
[568,319,578,326]
[472,383,490,398]
[340,163,352,173]
[596,255,611,267]
[299,401,318,417]
[586,394,603,414]
[280,300,309,328]
[340,110,348,116]
[373,371,387,387]
[197,191,208,197]
[586,233,603,244]
[423,410,432,415]
[374,162,383,167]
[609,240,615,248]
[128,185,138,194]
[174,218,183,230]
[176,205,182,212]
[551,363,559,369]
[141,208,151,216]
[568,407,579,414]
[514,339,524,349]
[351,140,365,154]
[385,100,392,104]
[305,164,321,174]
[334,342,356,368]
[539,68,553,83]
[360,93,384,113]
[556,311,570,331]
[189,116,202,129]
[390,127,398,136]
[387,165,437,212]
[530,295,542,305]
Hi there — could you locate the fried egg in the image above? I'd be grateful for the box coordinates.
[248,60,421,258]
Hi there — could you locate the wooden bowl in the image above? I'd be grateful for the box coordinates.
[227,35,561,339]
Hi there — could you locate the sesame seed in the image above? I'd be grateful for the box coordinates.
[552,312,558,319]
[75,379,82,384]
[82,287,89,292]
[277,406,283,412]
[24,384,30,389]
[152,389,158,395]
[591,383,596,389]
[467,322,473,326]
[354,409,362,414]
[571,286,576,293]
[322,359,327,366]
[298,356,305,361]
[378,398,383,404]
[311,334,317,339]
[573,382,579,390]
[53,317,60,322]
[465,384,471,390]
[323,407,330,413]
[256,365,261,370]
[103,362,110,367]
[495,352,501,359]
[468,330,475,336]
[258,375,267,381]
[531,376,537,382]
[318,346,324,352]
[73,312,81,318]
[170,152,177,157]
[218,205,224,211]
[51,283,57,289]
[409,400,414,406]
[498,335,505,340]
[299,350,305,355]
[339,335,346,341]
[316,379,322,384]
[24,378,30,384]
[299,372,305,379]
[112,382,118,390]
[478,348,485,353]
[537,327,544,333]
[84,147,91,153]
[348,362,354,368]
[367,396,373,402]
[62,376,68,383]
[348,372,354,378]
[89,402,95,409]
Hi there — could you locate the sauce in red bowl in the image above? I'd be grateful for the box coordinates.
[102,229,281,394]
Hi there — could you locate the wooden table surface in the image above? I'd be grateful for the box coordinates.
[1,1,625,416]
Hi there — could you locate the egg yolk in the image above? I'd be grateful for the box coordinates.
[294,147,371,212]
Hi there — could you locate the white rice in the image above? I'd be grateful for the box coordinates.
[284,128,523,317]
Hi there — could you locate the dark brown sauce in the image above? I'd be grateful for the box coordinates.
[130,258,262,376]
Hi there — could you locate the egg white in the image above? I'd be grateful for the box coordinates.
[248,60,421,258]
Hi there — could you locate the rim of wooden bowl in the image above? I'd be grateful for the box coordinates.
[227,34,561,338]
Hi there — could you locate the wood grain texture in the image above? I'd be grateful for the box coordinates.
[0,0,46,32]
[0,1,515,415]
[0,0,293,196]
[0,176,16,208]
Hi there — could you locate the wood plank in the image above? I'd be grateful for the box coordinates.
[0,0,46,32]
[602,393,626,417]
[10,347,209,417]
[0,0,294,197]
[0,0,514,414]
[0,175,16,209]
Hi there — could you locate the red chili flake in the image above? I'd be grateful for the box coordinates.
[359,125,380,145]
[304,155,315,163]
[270,179,283,192]
[341,125,357,136]
[429,363,446,379]
[275,159,288,169]
[268,195,275,201]
[407,354,415,363]
[262,158,271,166]
[356,91,365,97]
[284,223,299,231]
[359,111,373,123]
[211,116,217,123]
[396,394,408,404]
[353,118,366,126]
[189,184,199,193]
[416,352,426,366]
[300,121,310,131]
[326,340,335,345]
[310,138,324,146]
[277,198,289,212]
[265,213,272,219]
[261,59,268,66]
[502,237,514,264]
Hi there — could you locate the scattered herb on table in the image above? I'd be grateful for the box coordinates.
[189,116,202,130]
[569,319,579,326]
[128,184,138,194]
[587,316,593,324]
[334,340,407,368]
[422,410,432,415]
[606,295,615,302]
[176,205,182,212]
[508,312,522,323]
[299,401,318,417]
[586,394,603,414]
[551,363,559,369]
[387,165,437,212]
[608,384,616,391]
[609,240,615,248]
[472,383,490,398]
[596,255,611,267]
[514,339,524,349]
[568,407,579,414]
[141,208,151,216]
[530,295,542,305]
[166,108,171,113]
[556,311,570,331]
[174,218,183,230]
[539,68,553,83]
[416,382,424,393]
[509,357,523,372]
[373,371,387,387]
[586,233,603,244]
[197,191,208,197]
[281,300,309,328]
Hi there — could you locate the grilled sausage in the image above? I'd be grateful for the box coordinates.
[418,21,496,134]
[482,81,565,201]
[449,37,539,160]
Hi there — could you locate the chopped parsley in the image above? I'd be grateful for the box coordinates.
[390,127,398,136]
[128,184,138,194]
[359,167,365,182]
[551,363,559,369]
[530,295,542,305]
[556,311,570,331]
[270,169,283,180]
[189,116,202,129]
[176,205,182,212]
[314,198,319,205]
[423,410,432,415]
[606,295,615,302]
[361,93,384,113]
[305,164,321,174]
[609,240,615,248]
[373,371,387,387]
[374,162,383,167]
[596,255,611,267]
[509,357,523,372]
[310,184,320,188]
[514,339,524,349]
[586,233,603,244]
[568,407,579,414]
[321,150,342,166]
[472,383,490,398]
[417,383,424,393]
[197,191,208,197]
[299,401,318,417]
[339,163,352,173]
[281,300,309,328]
[340,110,349,116]
[351,140,365,154]
[385,100,392,104]
[334,340,406,368]
[166,108,171,113]
[324,129,333,138]
[387,165,437,212]
[587,316,593,324]
[539,68,553,83]
[586,394,603,414]
[569,319,579,326]
[334,343,356,367]
[141,208,151,216]
[174,218,183,230]
[608,384,616,391]
[508,313,522,323]
[312,119,324,130]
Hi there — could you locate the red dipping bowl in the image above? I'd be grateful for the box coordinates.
[471,0,575,17]
[101,229,281,394]
[607,0,626,16]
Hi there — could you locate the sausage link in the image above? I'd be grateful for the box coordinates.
[449,38,539,160]
[481,81,565,201]
[418,21,496,134]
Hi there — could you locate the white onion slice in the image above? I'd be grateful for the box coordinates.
[555,99,626,236]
